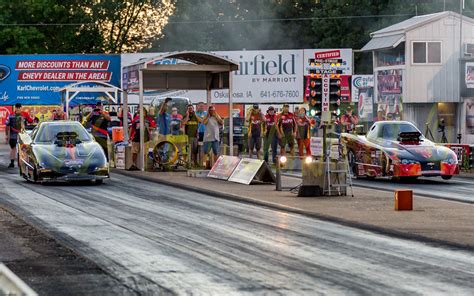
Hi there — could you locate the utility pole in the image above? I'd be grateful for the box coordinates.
[458,0,464,143]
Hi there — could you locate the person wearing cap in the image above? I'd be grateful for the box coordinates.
[263,106,279,163]
[5,103,30,168]
[247,104,264,159]
[183,104,201,166]
[84,101,111,158]
[169,106,183,135]
[341,106,358,133]
[277,103,297,157]
[129,107,156,170]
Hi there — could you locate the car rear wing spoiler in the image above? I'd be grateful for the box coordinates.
[397,131,422,143]
[55,132,81,146]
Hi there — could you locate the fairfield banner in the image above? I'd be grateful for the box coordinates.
[0,55,121,106]
[122,49,310,104]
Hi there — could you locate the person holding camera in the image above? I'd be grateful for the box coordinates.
[183,104,201,166]
[247,104,264,159]
[84,101,111,157]
[203,105,223,168]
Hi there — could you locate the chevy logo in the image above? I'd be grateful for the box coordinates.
[427,162,435,166]
[0,65,11,82]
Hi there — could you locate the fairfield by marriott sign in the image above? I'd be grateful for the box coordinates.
[230,53,296,76]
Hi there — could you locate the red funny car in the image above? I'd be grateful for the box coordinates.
[342,121,459,180]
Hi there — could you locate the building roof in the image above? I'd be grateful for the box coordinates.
[361,33,404,52]
[372,11,449,36]
[125,50,239,70]
[361,11,474,51]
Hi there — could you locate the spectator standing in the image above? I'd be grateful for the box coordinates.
[129,108,156,170]
[296,107,312,157]
[277,104,297,156]
[169,107,183,135]
[195,102,207,142]
[263,106,278,163]
[247,104,264,159]
[83,101,111,157]
[5,103,27,168]
[341,107,359,133]
[183,104,201,166]
[118,107,132,128]
[51,108,65,121]
[203,105,223,167]
[157,97,172,136]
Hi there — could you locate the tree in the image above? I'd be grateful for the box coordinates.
[0,0,101,54]
[86,0,176,53]
[0,0,176,54]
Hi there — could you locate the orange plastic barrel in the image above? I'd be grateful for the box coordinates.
[112,127,124,142]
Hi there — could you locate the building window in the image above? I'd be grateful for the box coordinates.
[412,41,442,64]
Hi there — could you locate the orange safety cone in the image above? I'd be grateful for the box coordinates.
[394,189,413,211]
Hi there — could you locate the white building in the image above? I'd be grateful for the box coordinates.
[362,11,474,144]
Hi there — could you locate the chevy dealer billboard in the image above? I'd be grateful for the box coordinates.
[0,55,121,106]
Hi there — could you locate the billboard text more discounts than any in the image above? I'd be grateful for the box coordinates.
[0,55,121,106]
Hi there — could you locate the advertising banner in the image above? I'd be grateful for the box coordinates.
[352,75,374,121]
[228,158,273,185]
[466,62,474,89]
[207,155,241,180]
[376,69,403,120]
[23,105,61,121]
[466,98,474,135]
[0,106,12,131]
[122,49,312,104]
[0,55,121,106]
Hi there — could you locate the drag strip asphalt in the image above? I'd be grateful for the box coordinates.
[282,171,474,204]
[0,170,473,295]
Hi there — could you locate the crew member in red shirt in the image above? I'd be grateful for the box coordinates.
[296,107,312,157]
[277,104,297,156]
[263,106,278,163]
[247,104,264,159]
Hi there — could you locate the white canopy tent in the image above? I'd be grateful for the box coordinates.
[58,81,122,119]
[122,51,239,171]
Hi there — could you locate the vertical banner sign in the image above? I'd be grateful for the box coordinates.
[321,74,331,123]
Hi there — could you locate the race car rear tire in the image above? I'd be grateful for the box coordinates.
[441,175,452,180]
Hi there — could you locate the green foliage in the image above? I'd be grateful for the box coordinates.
[0,0,175,54]
[0,0,102,54]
